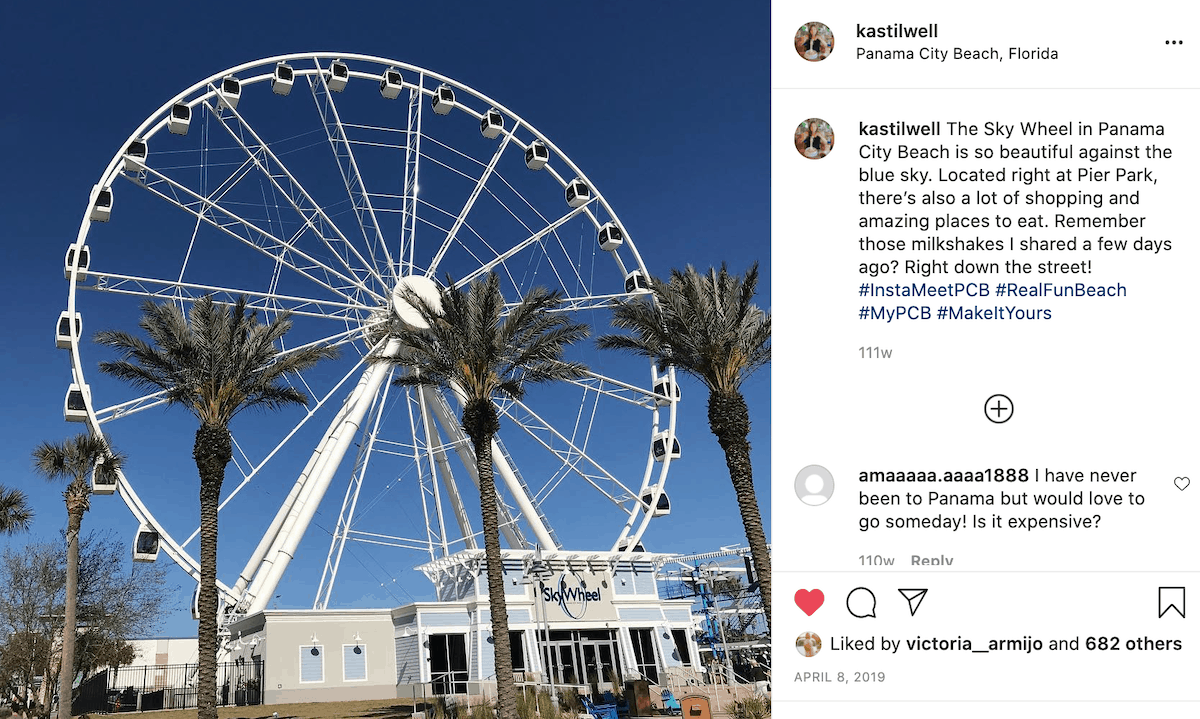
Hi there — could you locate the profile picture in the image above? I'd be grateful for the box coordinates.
[795,464,835,505]
[794,119,834,160]
[795,23,834,62]
[796,632,823,657]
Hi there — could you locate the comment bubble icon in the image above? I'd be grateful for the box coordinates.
[846,587,877,618]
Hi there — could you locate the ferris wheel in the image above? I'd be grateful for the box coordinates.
[61,53,681,616]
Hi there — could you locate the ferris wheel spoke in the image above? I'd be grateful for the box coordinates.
[501,292,625,317]
[426,123,519,278]
[343,531,441,552]
[177,347,380,550]
[484,163,625,289]
[556,368,667,408]
[452,201,594,289]
[82,270,375,323]
[495,396,638,510]
[400,80,425,276]
[399,149,532,288]
[93,390,170,424]
[127,167,370,304]
[200,93,390,298]
[307,63,397,286]
[413,386,459,555]
[278,322,379,357]
[406,201,518,291]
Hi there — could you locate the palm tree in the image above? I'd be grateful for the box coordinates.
[32,433,123,719]
[94,295,337,719]
[598,263,772,632]
[385,273,588,719]
[0,485,33,535]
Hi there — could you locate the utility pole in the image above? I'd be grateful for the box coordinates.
[518,546,557,710]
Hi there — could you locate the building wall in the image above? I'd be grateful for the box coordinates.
[658,626,682,668]
[395,635,421,683]
[469,627,482,681]
[613,563,657,596]
[664,608,691,623]
[618,607,665,622]
[228,609,396,704]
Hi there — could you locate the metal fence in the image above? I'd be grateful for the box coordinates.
[73,660,264,715]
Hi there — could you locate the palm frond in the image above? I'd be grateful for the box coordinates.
[598,262,770,394]
[96,294,338,428]
[33,433,125,494]
[0,485,33,534]
[385,273,589,409]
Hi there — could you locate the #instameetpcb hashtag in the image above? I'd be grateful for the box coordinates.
[860,283,870,296]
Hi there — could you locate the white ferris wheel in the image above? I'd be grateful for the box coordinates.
[60,53,681,619]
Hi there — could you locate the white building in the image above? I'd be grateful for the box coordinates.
[128,636,199,666]
[227,550,698,704]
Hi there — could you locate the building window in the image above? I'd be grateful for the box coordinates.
[671,630,691,665]
[509,631,526,672]
[344,644,367,681]
[428,634,468,694]
[299,645,324,683]
[629,629,660,684]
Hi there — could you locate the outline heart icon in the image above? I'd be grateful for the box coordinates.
[1175,477,1190,491]
[794,588,825,616]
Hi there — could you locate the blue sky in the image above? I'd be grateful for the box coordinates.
[0,1,770,638]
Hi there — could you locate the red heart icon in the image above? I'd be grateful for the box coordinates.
[794,589,824,616]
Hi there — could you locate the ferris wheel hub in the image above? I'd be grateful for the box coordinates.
[390,275,442,330]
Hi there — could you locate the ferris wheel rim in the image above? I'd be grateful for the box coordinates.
[64,52,679,609]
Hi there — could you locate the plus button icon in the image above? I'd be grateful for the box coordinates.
[985,394,1013,424]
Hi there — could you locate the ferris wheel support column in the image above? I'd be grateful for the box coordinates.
[242,340,401,614]
[231,390,354,602]
[230,352,377,604]
[314,375,391,610]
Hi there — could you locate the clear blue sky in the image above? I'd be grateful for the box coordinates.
[1,1,770,638]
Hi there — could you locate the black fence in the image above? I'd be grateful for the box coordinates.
[73,660,264,715]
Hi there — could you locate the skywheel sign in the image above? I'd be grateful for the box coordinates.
[539,569,618,622]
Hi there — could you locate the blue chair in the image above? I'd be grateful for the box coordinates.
[602,691,629,717]
[581,696,619,719]
[661,690,682,716]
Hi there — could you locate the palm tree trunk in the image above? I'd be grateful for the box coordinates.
[194,423,231,719]
[57,494,85,719]
[707,390,772,635]
[466,415,518,719]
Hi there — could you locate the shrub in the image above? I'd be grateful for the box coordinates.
[469,699,495,719]
[730,695,770,719]
[517,688,561,719]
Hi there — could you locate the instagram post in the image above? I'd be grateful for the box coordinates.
[773,1,1197,715]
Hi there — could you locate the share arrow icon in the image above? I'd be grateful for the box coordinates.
[899,588,928,616]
